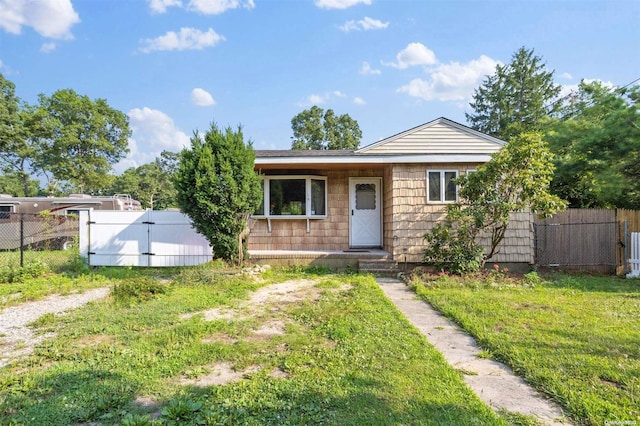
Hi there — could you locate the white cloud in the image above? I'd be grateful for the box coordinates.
[339,16,388,32]
[299,90,348,106]
[315,0,371,9]
[384,42,437,69]
[560,72,573,80]
[147,0,182,14]
[359,61,381,75]
[149,0,254,14]
[187,0,255,14]
[583,78,616,89]
[191,88,216,106]
[40,41,56,53]
[117,107,190,172]
[558,84,578,100]
[558,79,616,101]
[0,0,80,39]
[353,97,366,105]
[307,94,326,105]
[397,55,499,102]
[0,59,10,74]
[139,27,225,53]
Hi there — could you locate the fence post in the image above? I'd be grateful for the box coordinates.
[533,223,538,267]
[19,213,24,267]
[624,221,629,275]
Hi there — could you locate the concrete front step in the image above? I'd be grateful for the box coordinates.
[358,259,400,276]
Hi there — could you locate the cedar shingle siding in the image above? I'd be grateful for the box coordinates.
[249,118,534,265]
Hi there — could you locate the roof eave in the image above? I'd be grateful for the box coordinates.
[255,153,495,166]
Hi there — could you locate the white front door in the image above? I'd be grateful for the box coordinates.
[349,177,382,247]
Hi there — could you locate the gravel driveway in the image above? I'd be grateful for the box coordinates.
[0,287,110,368]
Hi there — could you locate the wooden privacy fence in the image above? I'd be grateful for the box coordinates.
[534,209,640,275]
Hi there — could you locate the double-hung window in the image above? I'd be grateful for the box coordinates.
[427,170,458,203]
[254,175,327,218]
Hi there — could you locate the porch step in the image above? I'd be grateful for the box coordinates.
[358,259,400,277]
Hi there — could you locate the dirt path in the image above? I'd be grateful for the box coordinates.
[0,287,111,368]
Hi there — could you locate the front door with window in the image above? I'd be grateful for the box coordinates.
[349,177,382,247]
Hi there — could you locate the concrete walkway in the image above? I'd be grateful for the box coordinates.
[376,278,571,426]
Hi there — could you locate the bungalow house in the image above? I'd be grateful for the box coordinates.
[248,117,534,271]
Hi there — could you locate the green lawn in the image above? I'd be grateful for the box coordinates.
[411,271,640,426]
[0,266,507,425]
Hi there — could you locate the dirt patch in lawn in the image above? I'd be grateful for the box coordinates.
[176,278,340,387]
[179,363,291,387]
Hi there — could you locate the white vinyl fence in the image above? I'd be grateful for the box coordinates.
[628,232,640,278]
[79,210,213,267]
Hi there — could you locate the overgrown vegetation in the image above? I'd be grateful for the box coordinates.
[423,132,565,274]
[0,266,506,425]
[410,270,640,425]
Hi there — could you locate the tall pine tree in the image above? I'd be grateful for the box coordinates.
[466,47,561,141]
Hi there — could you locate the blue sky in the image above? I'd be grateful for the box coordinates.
[1,0,639,173]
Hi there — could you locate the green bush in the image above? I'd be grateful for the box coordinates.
[423,222,484,275]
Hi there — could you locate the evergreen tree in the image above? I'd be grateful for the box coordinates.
[466,47,561,141]
[174,124,262,264]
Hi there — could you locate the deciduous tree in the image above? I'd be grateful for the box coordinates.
[291,106,361,150]
[36,89,130,193]
[111,151,180,210]
[0,74,43,195]
[544,81,640,208]
[174,124,262,264]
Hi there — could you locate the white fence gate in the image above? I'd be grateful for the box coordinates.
[79,210,213,267]
[628,232,640,278]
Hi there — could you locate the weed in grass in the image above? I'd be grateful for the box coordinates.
[0,260,50,283]
[160,397,208,423]
[456,368,478,376]
[523,271,543,287]
[120,413,153,426]
[497,409,544,426]
[182,366,210,380]
[112,277,169,305]
[28,312,57,330]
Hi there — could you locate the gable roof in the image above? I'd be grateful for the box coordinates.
[254,117,505,168]
[356,117,504,155]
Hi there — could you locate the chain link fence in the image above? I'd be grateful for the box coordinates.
[0,213,80,272]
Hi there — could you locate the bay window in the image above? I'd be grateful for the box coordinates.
[254,176,327,218]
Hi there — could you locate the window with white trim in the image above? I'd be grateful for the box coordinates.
[253,176,327,218]
[427,170,458,203]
